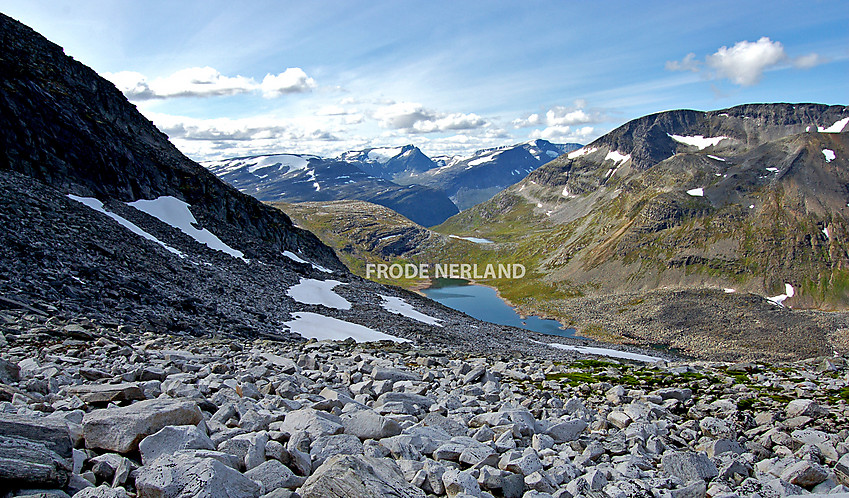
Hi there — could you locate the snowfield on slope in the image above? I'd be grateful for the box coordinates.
[284,312,409,343]
[128,196,246,261]
[286,278,351,310]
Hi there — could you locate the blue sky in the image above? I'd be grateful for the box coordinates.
[1,1,847,160]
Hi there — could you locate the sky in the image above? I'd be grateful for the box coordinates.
[1,1,847,161]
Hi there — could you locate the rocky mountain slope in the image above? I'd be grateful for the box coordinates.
[203,154,459,227]
[416,140,581,210]
[438,104,849,307]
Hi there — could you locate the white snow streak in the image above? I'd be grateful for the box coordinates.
[567,147,597,159]
[823,149,836,162]
[367,147,404,163]
[67,195,184,257]
[669,134,728,150]
[449,235,494,244]
[686,188,704,197]
[379,295,442,327]
[546,342,662,363]
[282,251,333,273]
[767,283,795,307]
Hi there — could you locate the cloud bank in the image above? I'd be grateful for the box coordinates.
[104,66,317,100]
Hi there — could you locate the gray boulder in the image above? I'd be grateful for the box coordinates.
[662,451,719,482]
[275,408,343,440]
[0,414,73,487]
[299,454,426,498]
[139,424,215,465]
[135,453,261,497]
[82,398,203,453]
[244,459,305,491]
[310,433,364,470]
[66,382,145,405]
[341,408,401,440]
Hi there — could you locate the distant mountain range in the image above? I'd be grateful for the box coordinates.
[203,154,458,227]
[202,139,576,225]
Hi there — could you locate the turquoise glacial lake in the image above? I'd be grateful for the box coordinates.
[422,278,580,338]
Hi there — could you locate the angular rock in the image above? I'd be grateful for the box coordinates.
[442,468,482,497]
[139,424,215,465]
[0,434,72,487]
[310,433,364,470]
[341,408,401,440]
[662,451,719,482]
[275,408,343,440]
[546,419,587,443]
[82,398,203,453]
[66,382,145,405]
[245,459,305,491]
[780,460,829,487]
[135,453,261,497]
[299,454,426,498]
[786,399,827,419]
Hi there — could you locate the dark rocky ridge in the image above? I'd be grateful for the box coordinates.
[0,12,335,267]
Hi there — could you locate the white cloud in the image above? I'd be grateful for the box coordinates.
[530,125,596,142]
[664,52,701,73]
[372,102,487,133]
[792,53,828,69]
[104,66,316,100]
[260,68,317,97]
[706,37,786,86]
[666,37,825,86]
[513,102,605,130]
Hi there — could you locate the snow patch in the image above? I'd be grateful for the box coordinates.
[546,342,662,363]
[686,188,704,197]
[724,288,736,293]
[312,181,321,191]
[449,235,494,244]
[767,283,795,307]
[286,278,351,310]
[248,154,309,174]
[561,186,572,197]
[823,227,831,240]
[367,147,405,163]
[469,152,502,167]
[67,195,184,257]
[819,117,849,133]
[707,155,726,162]
[567,147,597,159]
[379,295,442,327]
[604,151,630,164]
[284,312,408,343]
[128,196,246,261]
[669,134,728,150]
[823,149,836,162]
[765,167,780,173]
